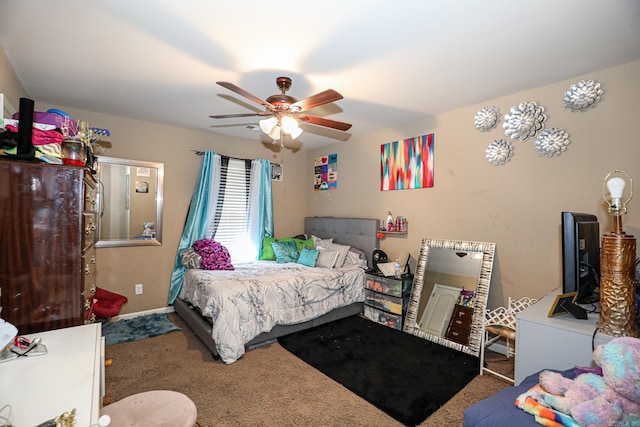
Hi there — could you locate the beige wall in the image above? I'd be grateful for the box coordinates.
[54,109,308,314]
[0,47,27,111]
[1,46,308,314]
[3,42,639,313]
[307,60,640,309]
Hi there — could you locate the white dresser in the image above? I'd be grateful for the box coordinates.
[0,323,104,426]
[514,290,612,385]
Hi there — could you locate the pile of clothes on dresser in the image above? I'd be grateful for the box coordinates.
[1,101,109,166]
[1,108,77,162]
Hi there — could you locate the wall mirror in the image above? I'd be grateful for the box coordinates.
[95,156,164,248]
[404,239,495,356]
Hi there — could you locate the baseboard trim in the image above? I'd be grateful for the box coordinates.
[106,306,175,322]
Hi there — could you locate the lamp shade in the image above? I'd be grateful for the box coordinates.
[281,116,303,139]
[267,125,281,140]
[259,117,278,134]
[259,115,302,141]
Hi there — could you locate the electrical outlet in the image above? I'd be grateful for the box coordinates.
[135,283,143,295]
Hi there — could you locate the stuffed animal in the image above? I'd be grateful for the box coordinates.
[537,337,640,427]
[142,222,155,237]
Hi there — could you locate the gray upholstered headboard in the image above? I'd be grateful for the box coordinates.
[304,217,380,268]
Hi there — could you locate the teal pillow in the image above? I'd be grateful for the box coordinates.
[260,237,294,260]
[297,247,320,267]
[271,241,299,263]
[260,236,314,260]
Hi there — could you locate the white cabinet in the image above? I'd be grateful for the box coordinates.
[0,323,103,426]
[514,290,612,385]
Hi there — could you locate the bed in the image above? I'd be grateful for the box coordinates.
[173,217,380,363]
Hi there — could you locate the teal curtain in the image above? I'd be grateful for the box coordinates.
[246,159,273,259]
[167,151,220,304]
[258,159,274,242]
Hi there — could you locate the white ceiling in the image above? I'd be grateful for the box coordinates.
[1,1,639,150]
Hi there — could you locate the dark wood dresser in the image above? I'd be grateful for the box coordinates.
[0,159,98,334]
[445,304,474,345]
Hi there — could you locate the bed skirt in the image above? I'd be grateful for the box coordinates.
[174,297,364,359]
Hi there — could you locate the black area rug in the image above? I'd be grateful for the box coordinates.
[102,313,181,345]
[278,315,479,426]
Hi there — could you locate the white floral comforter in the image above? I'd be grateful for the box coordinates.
[179,261,365,363]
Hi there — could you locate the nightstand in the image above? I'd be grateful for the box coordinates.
[363,272,414,330]
[514,291,613,385]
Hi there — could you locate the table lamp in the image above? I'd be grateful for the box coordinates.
[597,169,638,337]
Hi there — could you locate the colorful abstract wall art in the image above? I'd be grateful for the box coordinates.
[314,153,338,191]
[380,134,434,191]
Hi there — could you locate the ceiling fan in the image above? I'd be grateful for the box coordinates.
[209,76,352,142]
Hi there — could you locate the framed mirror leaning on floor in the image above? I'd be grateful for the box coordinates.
[403,239,496,356]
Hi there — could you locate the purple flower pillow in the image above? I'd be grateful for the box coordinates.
[192,239,234,270]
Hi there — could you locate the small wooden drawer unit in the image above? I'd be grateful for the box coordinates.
[363,272,413,330]
[445,304,474,345]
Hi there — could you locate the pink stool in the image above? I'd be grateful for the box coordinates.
[100,390,198,426]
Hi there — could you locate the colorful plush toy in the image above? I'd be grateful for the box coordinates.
[142,222,155,237]
[537,337,640,427]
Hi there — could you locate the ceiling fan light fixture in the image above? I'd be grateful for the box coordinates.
[213,77,350,143]
[267,125,281,140]
[259,116,278,134]
[289,126,303,140]
[281,116,303,139]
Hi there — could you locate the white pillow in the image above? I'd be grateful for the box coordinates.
[344,251,367,268]
[316,249,340,268]
[326,243,350,268]
[311,235,334,249]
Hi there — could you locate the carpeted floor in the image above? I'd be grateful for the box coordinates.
[104,313,512,426]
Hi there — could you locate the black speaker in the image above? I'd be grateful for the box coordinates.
[16,97,35,158]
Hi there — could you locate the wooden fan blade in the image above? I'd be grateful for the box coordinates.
[216,82,276,111]
[291,89,343,112]
[298,114,352,131]
[209,112,271,119]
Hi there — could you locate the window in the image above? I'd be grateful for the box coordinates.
[207,158,253,262]
[168,152,272,304]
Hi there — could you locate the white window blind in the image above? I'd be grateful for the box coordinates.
[209,158,250,261]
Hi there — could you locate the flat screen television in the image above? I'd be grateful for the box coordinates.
[561,211,601,304]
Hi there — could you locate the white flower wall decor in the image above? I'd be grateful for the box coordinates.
[534,128,571,158]
[563,79,603,112]
[503,101,547,141]
[474,106,500,132]
[485,139,515,166]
